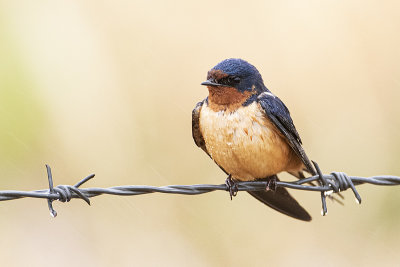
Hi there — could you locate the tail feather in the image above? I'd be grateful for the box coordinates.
[247,175,312,221]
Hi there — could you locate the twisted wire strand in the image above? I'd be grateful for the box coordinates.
[0,163,399,217]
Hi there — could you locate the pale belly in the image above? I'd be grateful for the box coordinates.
[199,102,301,181]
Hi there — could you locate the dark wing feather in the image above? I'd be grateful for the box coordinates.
[248,176,311,221]
[258,92,316,175]
[192,100,209,156]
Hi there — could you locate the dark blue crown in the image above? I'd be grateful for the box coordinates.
[212,58,257,77]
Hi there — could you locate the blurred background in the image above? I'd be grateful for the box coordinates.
[0,0,399,266]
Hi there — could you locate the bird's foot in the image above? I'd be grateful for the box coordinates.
[225,175,238,200]
[266,176,277,191]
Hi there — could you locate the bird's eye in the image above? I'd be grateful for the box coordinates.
[218,76,240,86]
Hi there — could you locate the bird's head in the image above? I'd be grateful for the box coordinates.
[201,58,267,110]
[201,58,267,93]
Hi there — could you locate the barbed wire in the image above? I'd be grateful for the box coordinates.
[1,162,399,217]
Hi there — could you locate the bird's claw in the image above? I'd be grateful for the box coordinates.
[266,176,277,191]
[225,175,238,200]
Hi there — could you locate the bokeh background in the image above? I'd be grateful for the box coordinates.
[1,0,399,266]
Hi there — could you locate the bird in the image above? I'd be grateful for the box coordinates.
[192,58,316,221]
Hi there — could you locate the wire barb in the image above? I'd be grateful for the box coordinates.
[44,165,93,217]
[0,163,399,217]
[46,164,57,217]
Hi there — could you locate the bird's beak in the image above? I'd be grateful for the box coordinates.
[201,80,228,87]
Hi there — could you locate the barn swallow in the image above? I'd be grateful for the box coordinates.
[192,58,316,221]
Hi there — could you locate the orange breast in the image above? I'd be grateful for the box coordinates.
[207,86,254,112]
[199,101,302,181]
